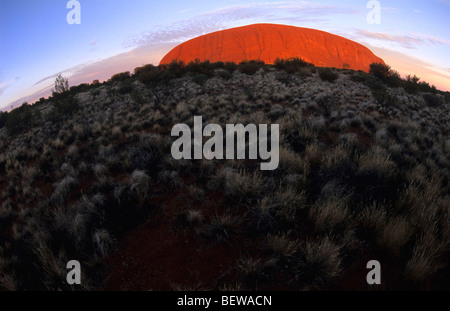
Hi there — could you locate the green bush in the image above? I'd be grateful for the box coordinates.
[318,68,339,82]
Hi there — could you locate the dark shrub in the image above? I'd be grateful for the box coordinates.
[224,62,237,73]
[354,168,400,205]
[53,96,79,116]
[369,63,391,80]
[5,103,34,135]
[185,59,215,76]
[372,89,399,107]
[69,83,91,95]
[192,73,209,85]
[0,111,8,128]
[167,60,186,78]
[275,57,311,73]
[129,139,162,175]
[111,71,131,82]
[134,64,160,85]
[422,93,442,107]
[319,68,339,82]
[216,69,233,80]
[212,61,224,68]
[384,70,403,88]
[351,72,385,91]
[118,78,134,94]
[404,75,420,94]
[238,60,264,75]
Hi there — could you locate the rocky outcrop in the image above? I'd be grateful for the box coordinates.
[160,23,384,72]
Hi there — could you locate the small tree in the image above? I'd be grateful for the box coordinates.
[53,74,69,94]
[369,63,391,80]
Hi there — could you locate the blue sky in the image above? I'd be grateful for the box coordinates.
[1,0,449,110]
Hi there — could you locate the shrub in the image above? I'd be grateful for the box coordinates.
[69,83,91,95]
[50,176,78,207]
[216,69,233,80]
[5,103,34,135]
[250,197,277,233]
[266,232,299,258]
[368,63,403,88]
[369,62,391,80]
[204,213,240,244]
[309,196,350,232]
[0,111,8,128]
[129,138,162,175]
[318,68,339,82]
[422,93,442,107]
[118,79,134,94]
[192,73,209,85]
[404,75,420,94]
[274,57,311,73]
[177,209,204,228]
[134,64,161,85]
[372,89,399,107]
[292,237,342,287]
[92,229,115,259]
[110,71,131,82]
[384,69,403,88]
[377,216,413,255]
[185,59,215,76]
[53,74,69,94]
[224,62,238,72]
[166,60,186,78]
[238,60,264,75]
[52,96,79,117]
[129,170,151,203]
[351,72,385,91]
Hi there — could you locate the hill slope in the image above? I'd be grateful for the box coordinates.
[0,63,449,290]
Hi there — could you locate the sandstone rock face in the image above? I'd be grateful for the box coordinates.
[159,23,384,72]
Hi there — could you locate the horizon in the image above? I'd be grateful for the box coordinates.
[1,0,450,111]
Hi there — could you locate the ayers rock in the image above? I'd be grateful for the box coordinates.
[160,23,384,72]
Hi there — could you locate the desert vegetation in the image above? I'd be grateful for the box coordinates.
[0,59,448,290]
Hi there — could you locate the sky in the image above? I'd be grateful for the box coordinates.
[1,0,449,111]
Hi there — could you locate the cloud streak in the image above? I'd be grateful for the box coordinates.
[0,77,20,96]
[124,1,359,48]
[355,30,450,49]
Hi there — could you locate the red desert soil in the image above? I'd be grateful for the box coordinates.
[104,190,269,290]
[160,23,384,72]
